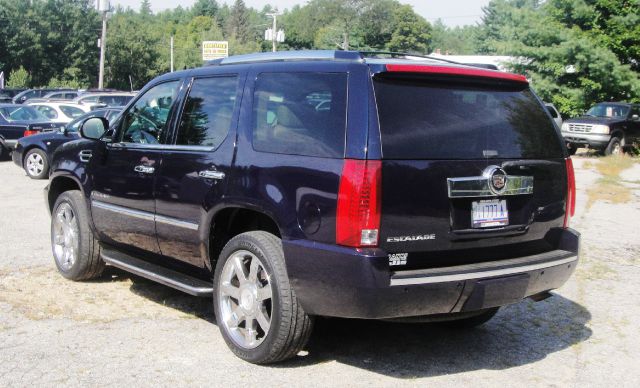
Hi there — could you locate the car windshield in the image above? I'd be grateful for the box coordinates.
[0,106,47,121]
[585,104,630,118]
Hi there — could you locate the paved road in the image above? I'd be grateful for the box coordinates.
[1,156,639,387]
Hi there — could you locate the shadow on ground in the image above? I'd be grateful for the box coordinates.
[103,267,591,378]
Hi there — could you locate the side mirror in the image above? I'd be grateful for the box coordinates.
[80,117,109,140]
[632,114,639,121]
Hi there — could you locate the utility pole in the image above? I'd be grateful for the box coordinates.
[265,11,284,52]
[97,0,110,89]
[170,36,174,72]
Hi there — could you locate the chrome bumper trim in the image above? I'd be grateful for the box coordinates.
[390,255,577,286]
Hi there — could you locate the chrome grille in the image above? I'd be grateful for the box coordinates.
[568,123,593,133]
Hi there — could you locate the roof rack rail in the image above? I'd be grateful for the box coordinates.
[360,51,465,66]
[207,50,364,66]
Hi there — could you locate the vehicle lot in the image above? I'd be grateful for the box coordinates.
[1,155,639,387]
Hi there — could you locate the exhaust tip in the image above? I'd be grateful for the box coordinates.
[529,291,553,302]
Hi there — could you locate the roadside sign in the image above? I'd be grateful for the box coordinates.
[202,41,229,61]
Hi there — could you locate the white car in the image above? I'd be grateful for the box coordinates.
[26,102,90,124]
[73,92,136,109]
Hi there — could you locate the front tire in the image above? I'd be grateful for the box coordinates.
[24,148,49,179]
[213,231,313,364]
[604,137,623,156]
[51,191,104,280]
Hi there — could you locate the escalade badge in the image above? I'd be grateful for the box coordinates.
[387,234,435,243]
[488,166,508,194]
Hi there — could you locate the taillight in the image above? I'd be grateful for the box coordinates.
[563,157,576,228]
[23,130,39,137]
[336,159,382,247]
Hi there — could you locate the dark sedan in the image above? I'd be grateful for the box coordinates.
[0,104,61,159]
[12,108,122,179]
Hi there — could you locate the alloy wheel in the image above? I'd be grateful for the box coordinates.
[26,152,45,176]
[218,250,273,349]
[52,203,79,271]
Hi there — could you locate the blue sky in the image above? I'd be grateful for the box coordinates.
[111,0,490,27]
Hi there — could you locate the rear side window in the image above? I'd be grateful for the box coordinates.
[176,76,238,148]
[60,105,85,118]
[374,76,563,159]
[36,106,58,119]
[252,72,347,158]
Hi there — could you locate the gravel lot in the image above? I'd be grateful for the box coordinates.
[1,154,639,387]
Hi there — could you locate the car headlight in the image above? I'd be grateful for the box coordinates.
[590,124,610,134]
[561,123,570,131]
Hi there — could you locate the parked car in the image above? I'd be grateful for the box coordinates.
[0,88,28,103]
[27,102,90,124]
[45,50,579,364]
[561,102,640,155]
[12,88,75,104]
[0,104,61,158]
[545,103,563,128]
[73,92,135,109]
[12,108,122,179]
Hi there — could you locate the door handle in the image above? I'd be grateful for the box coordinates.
[134,165,155,174]
[198,170,225,180]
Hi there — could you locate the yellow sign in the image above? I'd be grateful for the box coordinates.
[202,41,229,61]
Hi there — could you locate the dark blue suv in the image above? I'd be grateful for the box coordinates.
[45,51,579,364]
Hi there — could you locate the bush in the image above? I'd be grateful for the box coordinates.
[6,66,31,88]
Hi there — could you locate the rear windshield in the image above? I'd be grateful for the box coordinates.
[373,76,563,159]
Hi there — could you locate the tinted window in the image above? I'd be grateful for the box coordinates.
[35,106,58,119]
[119,81,179,144]
[177,76,238,148]
[374,77,563,159]
[252,72,347,158]
[60,105,85,118]
[546,105,558,118]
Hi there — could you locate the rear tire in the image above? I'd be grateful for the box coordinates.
[51,191,104,280]
[604,137,623,156]
[213,231,313,364]
[24,148,49,179]
[439,307,499,328]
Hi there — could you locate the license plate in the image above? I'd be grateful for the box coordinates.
[471,199,509,228]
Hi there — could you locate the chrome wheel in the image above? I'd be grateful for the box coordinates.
[26,152,45,176]
[611,142,622,155]
[218,250,273,349]
[52,203,79,272]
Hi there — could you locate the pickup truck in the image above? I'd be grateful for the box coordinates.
[561,102,640,155]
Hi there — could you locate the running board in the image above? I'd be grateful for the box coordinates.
[100,248,213,297]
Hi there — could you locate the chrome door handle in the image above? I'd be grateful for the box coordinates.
[134,165,155,174]
[198,170,225,180]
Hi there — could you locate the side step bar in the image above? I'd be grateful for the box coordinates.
[100,248,213,297]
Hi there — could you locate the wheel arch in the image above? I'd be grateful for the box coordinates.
[47,173,85,213]
[205,205,282,272]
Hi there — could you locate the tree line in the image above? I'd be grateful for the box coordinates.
[0,0,638,116]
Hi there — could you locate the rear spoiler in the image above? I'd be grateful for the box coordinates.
[385,64,528,84]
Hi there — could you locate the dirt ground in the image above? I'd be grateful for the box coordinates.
[1,153,639,387]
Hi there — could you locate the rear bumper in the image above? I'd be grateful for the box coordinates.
[283,229,579,319]
[562,132,610,148]
[4,139,17,150]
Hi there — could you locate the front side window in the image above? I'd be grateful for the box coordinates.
[176,76,238,148]
[252,72,348,158]
[118,81,180,144]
